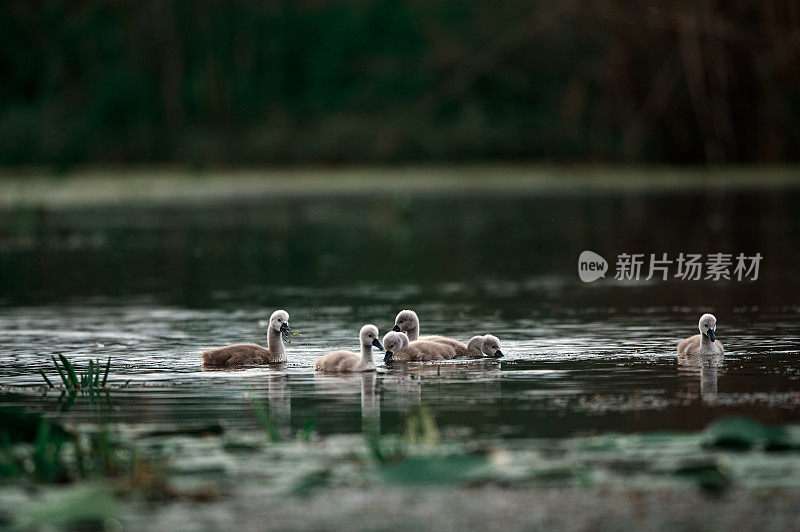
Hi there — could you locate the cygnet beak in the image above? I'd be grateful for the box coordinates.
[493,350,504,358]
[383,351,394,363]
[372,338,384,350]
[392,324,401,332]
[707,328,716,341]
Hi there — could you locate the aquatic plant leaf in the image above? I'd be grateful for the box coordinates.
[379,454,489,484]
[58,354,80,389]
[674,459,731,494]
[296,418,316,442]
[101,357,111,387]
[93,358,101,387]
[85,359,94,388]
[51,355,70,387]
[704,417,767,449]
[38,369,54,388]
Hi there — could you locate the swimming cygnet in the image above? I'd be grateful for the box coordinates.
[381,331,457,362]
[457,334,504,359]
[677,313,724,356]
[202,310,291,366]
[314,324,383,372]
[391,309,465,359]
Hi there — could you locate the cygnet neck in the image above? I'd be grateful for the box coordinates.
[267,327,286,359]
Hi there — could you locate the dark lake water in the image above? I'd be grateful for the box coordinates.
[1,184,799,440]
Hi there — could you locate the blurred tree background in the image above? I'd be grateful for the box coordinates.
[1,0,798,167]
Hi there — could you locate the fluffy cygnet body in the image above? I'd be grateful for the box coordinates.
[392,309,466,359]
[381,331,458,362]
[392,309,504,359]
[314,324,383,372]
[202,310,291,366]
[457,334,504,359]
[677,313,725,356]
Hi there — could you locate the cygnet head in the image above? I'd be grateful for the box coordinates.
[270,310,291,340]
[382,331,409,363]
[698,313,718,341]
[360,324,383,350]
[392,310,419,333]
[481,334,503,358]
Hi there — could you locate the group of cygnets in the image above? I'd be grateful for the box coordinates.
[201,309,723,372]
[201,309,503,371]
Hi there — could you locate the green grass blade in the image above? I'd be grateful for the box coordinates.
[87,359,94,388]
[51,356,70,387]
[101,357,111,387]
[58,354,80,389]
[93,359,101,387]
[38,369,54,388]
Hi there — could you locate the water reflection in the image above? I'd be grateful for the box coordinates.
[267,374,291,437]
[384,372,421,412]
[678,352,724,402]
[361,373,380,434]
[313,372,382,434]
[2,188,798,306]
[1,183,800,438]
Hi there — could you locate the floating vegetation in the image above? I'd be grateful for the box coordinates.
[378,454,491,485]
[369,405,441,464]
[283,330,303,344]
[674,459,731,494]
[365,406,494,485]
[42,355,111,391]
[702,417,800,451]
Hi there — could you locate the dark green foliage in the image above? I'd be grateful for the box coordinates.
[703,417,800,451]
[38,369,54,388]
[58,354,80,389]
[0,408,138,483]
[0,408,70,444]
[1,1,798,166]
[44,356,112,391]
[674,459,731,494]
[296,418,316,442]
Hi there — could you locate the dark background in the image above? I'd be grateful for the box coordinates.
[2,0,799,167]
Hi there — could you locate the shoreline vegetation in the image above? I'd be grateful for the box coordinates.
[3,404,800,529]
[1,166,799,210]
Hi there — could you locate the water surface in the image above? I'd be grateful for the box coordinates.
[1,183,798,440]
